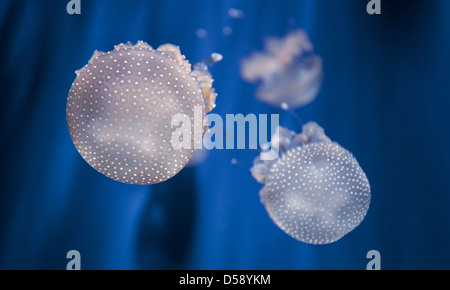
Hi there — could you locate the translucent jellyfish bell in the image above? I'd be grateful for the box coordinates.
[241,29,323,109]
[251,122,371,244]
[66,41,217,185]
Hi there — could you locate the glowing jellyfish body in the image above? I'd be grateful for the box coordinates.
[66,41,217,184]
[251,122,371,244]
[241,29,323,109]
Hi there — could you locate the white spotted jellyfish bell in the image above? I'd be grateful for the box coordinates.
[66,41,217,184]
[251,122,371,244]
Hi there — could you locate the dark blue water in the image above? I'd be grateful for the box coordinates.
[0,0,449,269]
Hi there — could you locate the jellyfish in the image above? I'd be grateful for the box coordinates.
[228,8,245,19]
[66,41,217,185]
[240,29,323,109]
[251,122,371,244]
[196,29,208,39]
[222,26,233,36]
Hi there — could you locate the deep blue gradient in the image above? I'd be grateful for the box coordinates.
[0,0,449,270]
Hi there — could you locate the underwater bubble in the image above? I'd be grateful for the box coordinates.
[251,122,371,244]
[241,29,323,109]
[66,41,217,185]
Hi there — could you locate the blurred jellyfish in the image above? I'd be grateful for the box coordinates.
[241,29,323,109]
[251,122,371,244]
[228,8,245,19]
[201,52,223,67]
[66,41,217,184]
[222,26,233,36]
[196,28,208,39]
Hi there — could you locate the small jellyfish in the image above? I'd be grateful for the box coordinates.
[196,28,208,39]
[222,26,233,36]
[251,122,371,244]
[228,8,245,19]
[66,41,217,185]
[241,29,323,109]
[201,52,223,67]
